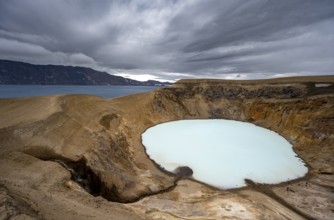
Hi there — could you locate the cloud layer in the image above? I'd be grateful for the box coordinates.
[0,0,333,81]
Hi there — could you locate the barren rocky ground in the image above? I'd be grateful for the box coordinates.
[0,76,333,219]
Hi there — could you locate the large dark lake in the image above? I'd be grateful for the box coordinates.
[0,85,159,99]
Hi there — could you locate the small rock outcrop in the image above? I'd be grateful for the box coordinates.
[173,166,193,177]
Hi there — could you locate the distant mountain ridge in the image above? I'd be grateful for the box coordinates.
[0,60,171,86]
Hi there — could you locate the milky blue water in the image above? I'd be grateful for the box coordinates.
[142,119,308,189]
[0,85,158,99]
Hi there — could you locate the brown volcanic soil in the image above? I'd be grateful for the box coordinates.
[0,76,333,219]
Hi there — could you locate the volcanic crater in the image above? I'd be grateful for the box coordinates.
[0,76,333,219]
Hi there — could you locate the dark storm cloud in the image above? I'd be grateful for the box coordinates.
[0,0,333,81]
[170,0,334,52]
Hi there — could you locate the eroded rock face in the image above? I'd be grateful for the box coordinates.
[0,76,333,219]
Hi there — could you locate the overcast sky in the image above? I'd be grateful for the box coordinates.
[0,0,333,81]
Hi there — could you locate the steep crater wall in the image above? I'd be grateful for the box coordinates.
[104,77,333,202]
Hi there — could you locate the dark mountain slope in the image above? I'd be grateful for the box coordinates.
[0,60,170,86]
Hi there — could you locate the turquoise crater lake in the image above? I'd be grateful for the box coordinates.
[142,119,308,189]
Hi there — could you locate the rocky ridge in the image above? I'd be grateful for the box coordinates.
[0,76,333,219]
